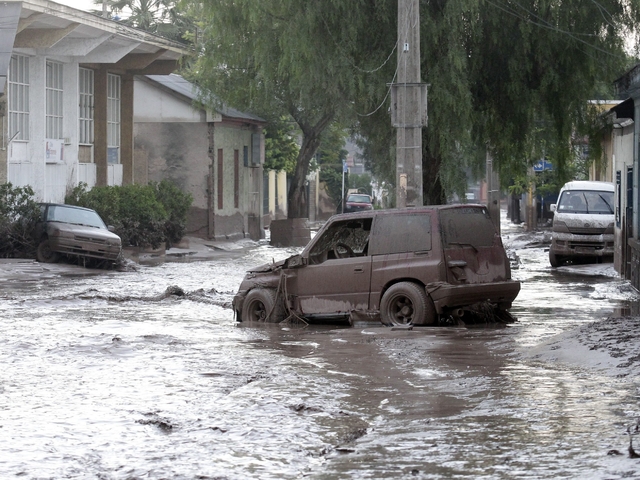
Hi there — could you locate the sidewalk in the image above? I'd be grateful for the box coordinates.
[0,236,266,281]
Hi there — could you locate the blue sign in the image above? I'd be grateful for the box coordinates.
[533,160,553,172]
[343,160,348,173]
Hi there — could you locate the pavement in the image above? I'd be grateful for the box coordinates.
[0,235,266,281]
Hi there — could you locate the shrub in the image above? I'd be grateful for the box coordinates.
[66,181,192,249]
[0,183,40,258]
[153,180,193,248]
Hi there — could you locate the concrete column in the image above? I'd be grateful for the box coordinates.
[0,96,7,184]
[276,170,287,219]
[94,66,107,186]
[121,73,134,184]
[268,169,276,219]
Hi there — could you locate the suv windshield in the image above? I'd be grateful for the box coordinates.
[557,190,614,214]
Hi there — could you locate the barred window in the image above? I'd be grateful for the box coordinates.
[107,73,120,163]
[79,68,94,145]
[46,60,63,139]
[8,55,29,141]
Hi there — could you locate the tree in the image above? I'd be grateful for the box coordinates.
[357,0,640,204]
[95,0,194,44]
[188,0,393,218]
[264,116,299,174]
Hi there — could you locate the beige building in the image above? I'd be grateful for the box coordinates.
[134,74,266,240]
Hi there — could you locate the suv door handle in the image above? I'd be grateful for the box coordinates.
[447,260,467,267]
[354,267,364,273]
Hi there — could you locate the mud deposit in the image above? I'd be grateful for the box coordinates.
[1,219,640,479]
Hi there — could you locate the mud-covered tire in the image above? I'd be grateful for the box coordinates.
[241,288,285,323]
[549,250,561,268]
[36,238,60,263]
[380,282,435,326]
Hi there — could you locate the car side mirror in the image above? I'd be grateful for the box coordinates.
[285,254,307,268]
[550,204,556,213]
[108,225,116,232]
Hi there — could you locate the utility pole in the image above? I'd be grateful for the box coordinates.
[391,0,427,208]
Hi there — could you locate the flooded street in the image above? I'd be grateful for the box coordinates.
[1,218,640,479]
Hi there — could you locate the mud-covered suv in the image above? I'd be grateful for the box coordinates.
[233,205,520,326]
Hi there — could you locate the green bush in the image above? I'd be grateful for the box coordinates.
[0,183,40,258]
[153,180,193,248]
[66,181,192,249]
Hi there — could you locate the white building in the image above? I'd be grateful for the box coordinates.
[0,0,187,201]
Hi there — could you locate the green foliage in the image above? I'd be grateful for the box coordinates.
[349,173,373,197]
[0,183,40,258]
[95,0,195,44]
[66,182,192,249]
[264,116,299,174]
[317,125,349,208]
[153,180,193,248]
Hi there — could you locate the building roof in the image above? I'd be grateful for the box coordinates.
[1,0,190,94]
[145,74,265,123]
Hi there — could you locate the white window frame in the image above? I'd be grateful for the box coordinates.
[45,60,64,139]
[8,54,30,141]
[79,67,94,145]
[107,73,121,164]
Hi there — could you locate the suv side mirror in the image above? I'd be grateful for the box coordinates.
[550,204,557,213]
[285,254,307,268]
[108,225,116,232]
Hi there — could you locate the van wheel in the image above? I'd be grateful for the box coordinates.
[380,282,434,326]
[549,250,562,268]
[36,238,60,263]
[241,288,284,322]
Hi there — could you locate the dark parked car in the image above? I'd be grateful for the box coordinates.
[34,203,122,264]
[340,193,373,213]
[233,205,520,326]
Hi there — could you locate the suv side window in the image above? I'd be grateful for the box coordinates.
[368,213,431,255]
[440,207,495,248]
[308,218,372,264]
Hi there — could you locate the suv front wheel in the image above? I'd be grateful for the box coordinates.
[380,282,436,326]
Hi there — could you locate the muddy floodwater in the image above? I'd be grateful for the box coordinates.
[1,221,640,479]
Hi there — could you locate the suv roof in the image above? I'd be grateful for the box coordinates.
[560,181,614,192]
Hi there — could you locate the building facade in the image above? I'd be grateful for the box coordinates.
[134,75,266,240]
[0,0,186,201]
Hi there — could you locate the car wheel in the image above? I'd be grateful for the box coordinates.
[549,250,562,268]
[36,238,60,263]
[380,282,435,326]
[241,288,284,322]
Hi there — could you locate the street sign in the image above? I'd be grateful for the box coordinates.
[533,160,553,172]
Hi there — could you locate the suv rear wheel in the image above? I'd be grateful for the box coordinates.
[380,282,435,326]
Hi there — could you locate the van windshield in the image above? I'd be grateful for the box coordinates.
[557,190,614,215]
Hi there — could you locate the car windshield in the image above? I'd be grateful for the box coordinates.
[46,205,107,228]
[557,190,614,214]
[347,195,371,203]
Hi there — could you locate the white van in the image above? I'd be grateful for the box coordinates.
[549,181,615,267]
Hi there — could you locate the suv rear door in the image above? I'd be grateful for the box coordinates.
[439,206,510,284]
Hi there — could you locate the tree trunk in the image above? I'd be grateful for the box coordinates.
[422,151,445,205]
[287,113,334,219]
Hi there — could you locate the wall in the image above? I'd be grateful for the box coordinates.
[134,121,210,235]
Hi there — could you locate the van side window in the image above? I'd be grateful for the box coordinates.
[368,214,432,255]
[441,207,495,248]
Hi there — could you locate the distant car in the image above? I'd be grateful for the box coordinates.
[34,203,122,264]
[341,193,373,213]
[233,205,520,326]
